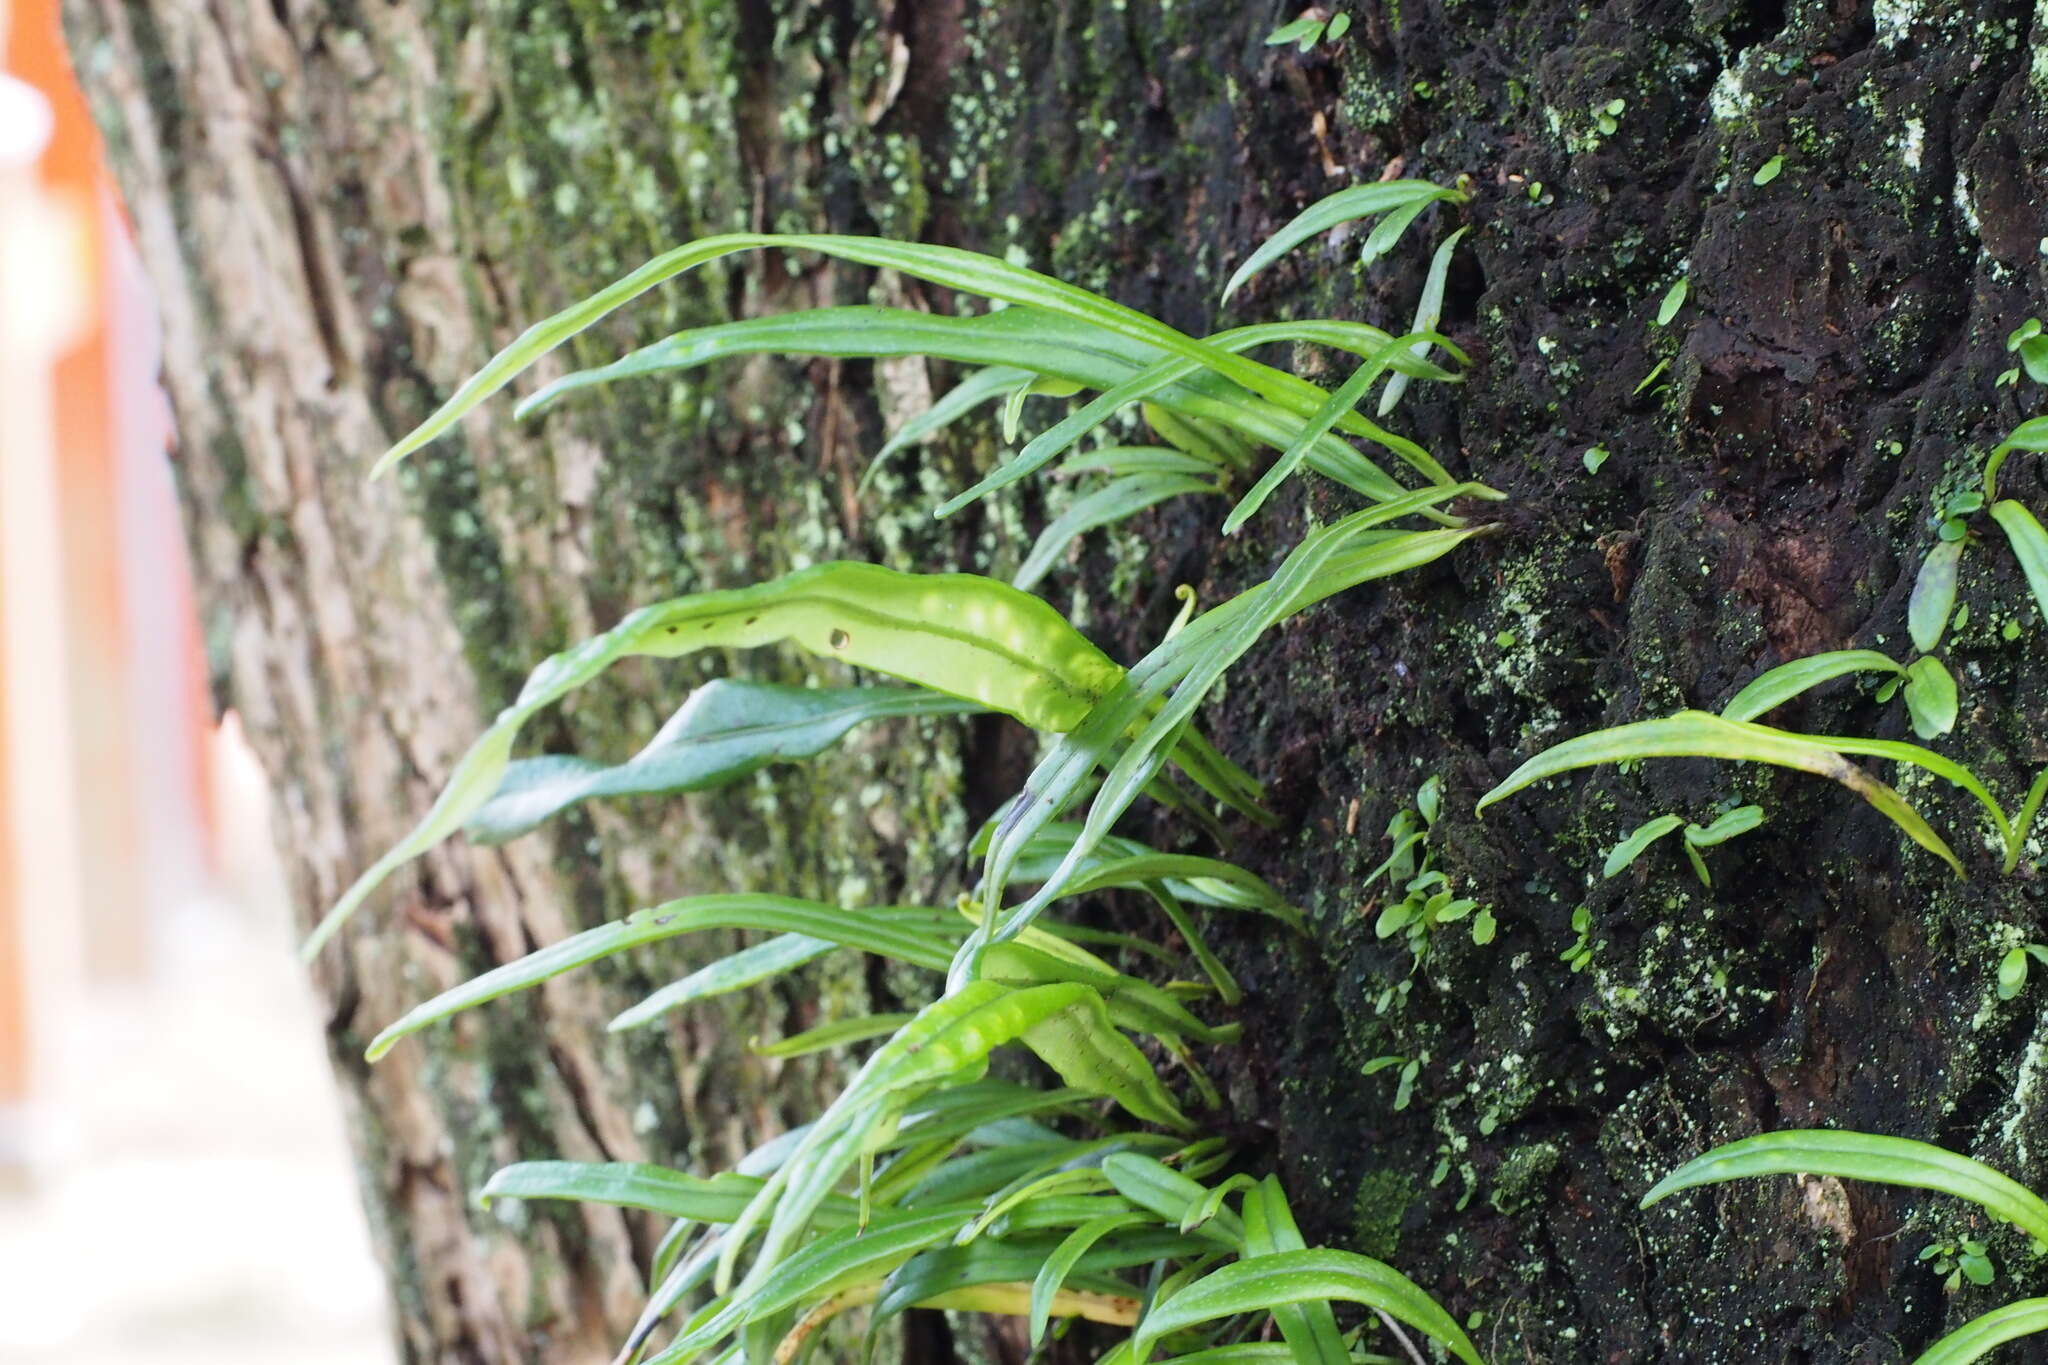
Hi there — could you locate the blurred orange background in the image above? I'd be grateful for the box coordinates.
[1,0,391,1358]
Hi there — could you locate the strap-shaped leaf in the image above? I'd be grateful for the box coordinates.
[1377,227,1469,417]
[1014,473,1217,590]
[536,300,1466,527]
[862,364,1028,492]
[724,982,1171,1297]
[971,495,1487,966]
[309,561,1126,958]
[751,1012,913,1058]
[1031,1214,1150,1344]
[374,231,1460,478]
[519,307,1465,424]
[990,824,1304,928]
[1721,649,1905,723]
[365,898,958,1059]
[2013,770,2048,875]
[1475,711,2009,876]
[718,980,1020,1294]
[1101,1154,1245,1250]
[1221,180,1464,302]
[1243,1175,1350,1365]
[1224,329,1451,534]
[1911,1299,2048,1365]
[1991,500,2048,626]
[1057,445,1226,478]
[647,1204,981,1364]
[894,1141,1096,1210]
[608,932,837,1032]
[1640,1130,2048,1244]
[869,1235,1170,1337]
[467,681,977,844]
[957,1164,1120,1243]
[1130,1249,1484,1365]
[477,1162,857,1226]
[931,318,1464,521]
[1060,851,1304,930]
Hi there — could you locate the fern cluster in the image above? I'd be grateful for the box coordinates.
[327,183,1499,1363]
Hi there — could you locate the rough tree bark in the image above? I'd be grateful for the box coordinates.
[65,0,2048,1361]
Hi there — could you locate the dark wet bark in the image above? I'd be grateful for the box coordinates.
[67,0,2048,1360]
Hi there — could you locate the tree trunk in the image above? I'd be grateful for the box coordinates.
[66,0,2048,1361]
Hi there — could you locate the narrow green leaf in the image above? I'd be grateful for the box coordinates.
[1030,1214,1149,1344]
[719,981,1026,1294]
[309,561,1136,957]
[1015,473,1215,590]
[609,933,834,1032]
[1377,227,1468,416]
[1475,711,1987,876]
[1225,328,1449,533]
[1131,1249,1484,1365]
[1721,649,1906,723]
[1056,851,1304,930]
[1221,181,1464,303]
[1147,1347,1316,1365]
[1243,1176,1350,1365]
[376,232,1463,503]
[933,318,1460,522]
[871,1232,1183,1335]
[517,307,1097,418]
[1991,500,2048,625]
[1911,1300,2048,1365]
[1910,539,1965,654]
[1683,841,1713,887]
[367,898,958,1059]
[652,1204,981,1363]
[1100,1154,1244,1250]
[477,1162,835,1226]
[1356,198,1433,273]
[467,681,978,843]
[751,1012,915,1058]
[1602,814,1684,877]
[974,504,1488,962]
[1902,656,1959,740]
[2010,769,2048,875]
[1752,155,1785,185]
[869,364,1029,481]
[1057,445,1224,478]
[1642,1130,2048,1244]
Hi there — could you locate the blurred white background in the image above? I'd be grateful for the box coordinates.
[1,1,393,1357]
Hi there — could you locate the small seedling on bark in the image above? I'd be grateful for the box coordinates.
[1603,804,1764,886]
